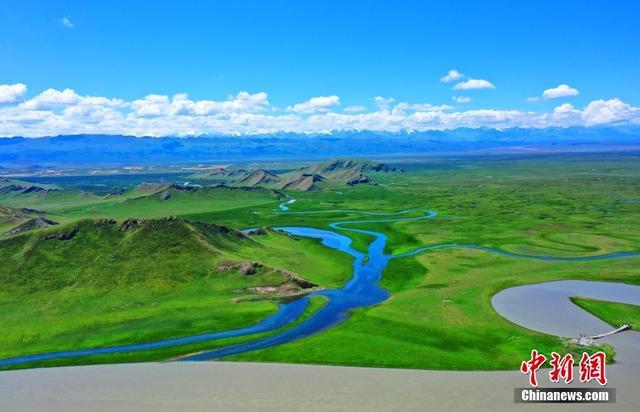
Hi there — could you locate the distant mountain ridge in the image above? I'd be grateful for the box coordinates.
[199,158,400,191]
[280,173,325,191]
[233,169,282,187]
[298,159,399,186]
[1,126,639,169]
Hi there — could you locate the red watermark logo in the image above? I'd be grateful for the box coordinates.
[520,350,607,387]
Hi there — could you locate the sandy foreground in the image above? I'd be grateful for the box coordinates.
[1,361,638,411]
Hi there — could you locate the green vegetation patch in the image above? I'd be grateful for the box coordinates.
[572,297,640,330]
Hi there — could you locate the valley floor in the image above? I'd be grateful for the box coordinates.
[1,153,639,372]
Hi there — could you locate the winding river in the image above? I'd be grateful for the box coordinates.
[1,201,639,368]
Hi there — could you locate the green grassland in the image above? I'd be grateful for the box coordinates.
[228,248,632,369]
[0,295,328,371]
[572,298,640,330]
[1,152,639,371]
[0,180,281,227]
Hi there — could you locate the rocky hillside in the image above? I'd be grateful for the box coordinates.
[304,159,399,174]
[193,158,401,191]
[0,204,27,223]
[0,203,56,235]
[232,169,282,187]
[280,174,326,191]
[4,216,58,235]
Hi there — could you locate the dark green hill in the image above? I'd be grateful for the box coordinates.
[0,217,315,293]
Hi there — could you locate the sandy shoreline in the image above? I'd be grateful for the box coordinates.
[1,361,638,411]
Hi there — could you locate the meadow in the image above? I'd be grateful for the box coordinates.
[1,152,639,370]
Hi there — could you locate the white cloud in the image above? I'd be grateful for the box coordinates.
[581,98,639,125]
[440,69,464,83]
[554,103,576,114]
[20,88,124,110]
[130,91,271,117]
[547,103,581,125]
[61,16,74,29]
[344,105,367,113]
[392,102,453,115]
[130,94,171,118]
[541,84,579,100]
[373,96,395,111]
[287,95,340,114]
[453,79,495,90]
[0,83,639,137]
[528,84,579,102]
[452,96,471,104]
[0,83,27,104]
[32,88,80,107]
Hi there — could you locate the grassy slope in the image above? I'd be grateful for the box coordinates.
[232,228,351,288]
[60,186,280,220]
[0,178,100,211]
[0,182,281,231]
[0,218,350,366]
[572,298,640,329]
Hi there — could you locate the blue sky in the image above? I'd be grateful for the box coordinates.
[0,1,639,136]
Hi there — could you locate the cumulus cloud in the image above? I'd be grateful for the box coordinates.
[440,69,464,83]
[392,102,453,115]
[130,91,271,118]
[344,105,367,113]
[453,79,495,90]
[452,96,471,104]
[287,95,340,114]
[0,83,27,104]
[528,84,580,102]
[528,84,579,102]
[581,98,639,125]
[0,83,639,137]
[61,16,74,28]
[130,94,171,118]
[20,88,124,111]
[554,103,576,114]
[542,84,579,99]
[373,96,395,111]
[546,103,580,125]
